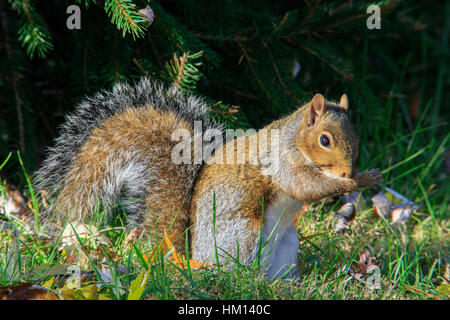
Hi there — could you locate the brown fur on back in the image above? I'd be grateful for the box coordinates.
[36,80,222,253]
[55,106,195,251]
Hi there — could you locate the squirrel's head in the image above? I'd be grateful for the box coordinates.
[296,93,359,179]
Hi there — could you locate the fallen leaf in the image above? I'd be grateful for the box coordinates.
[391,203,415,225]
[97,258,124,296]
[25,263,73,281]
[147,230,213,271]
[334,215,349,233]
[0,182,27,219]
[41,277,55,289]
[60,223,111,248]
[163,230,185,267]
[353,250,377,276]
[59,284,112,300]
[127,270,148,300]
[436,283,450,298]
[371,189,417,224]
[336,202,356,221]
[341,192,366,212]
[384,187,412,204]
[148,229,179,264]
[371,192,391,219]
[187,259,212,270]
[333,201,355,233]
[0,283,58,300]
[126,228,143,243]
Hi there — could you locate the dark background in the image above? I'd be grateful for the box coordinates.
[0,1,448,204]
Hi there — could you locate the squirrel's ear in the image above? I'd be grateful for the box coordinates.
[307,93,326,127]
[339,94,349,112]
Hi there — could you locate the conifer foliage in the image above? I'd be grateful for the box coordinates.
[104,0,149,39]
[0,0,448,185]
[8,0,53,59]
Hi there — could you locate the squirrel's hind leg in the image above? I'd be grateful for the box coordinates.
[190,186,262,270]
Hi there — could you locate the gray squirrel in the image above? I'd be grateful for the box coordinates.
[35,78,383,279]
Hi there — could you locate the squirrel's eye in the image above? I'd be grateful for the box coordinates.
[320,134,330,147]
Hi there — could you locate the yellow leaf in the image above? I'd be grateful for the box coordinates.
[60,288,83,300]
[437,283,450,298]
[127,271,148,300]
[86,284,99,300]
[164,230,185,269]
[41,277,55,289]
[148,229,178,264]
[59,283,109,300]
[186,258,213,270]
[145,229,213,273]
[142,253,149,265]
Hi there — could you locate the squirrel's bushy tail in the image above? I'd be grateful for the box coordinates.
[35,78,221,237]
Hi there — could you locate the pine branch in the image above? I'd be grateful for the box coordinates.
[173,52,187,88]
[104,0,148,39]
[8,0,53,58]
[164,51,204,93]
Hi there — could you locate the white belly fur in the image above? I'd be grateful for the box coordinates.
[261,192,302,279]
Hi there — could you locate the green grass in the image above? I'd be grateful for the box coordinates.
[0,92,448,300]
[0,131,448,300]
[0,198,447,299]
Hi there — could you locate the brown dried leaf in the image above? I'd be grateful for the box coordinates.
[0,283,58,300]
[0,182,27,219]
[353,250,377,276]
[371,188,417,224]
[126,228,143,243]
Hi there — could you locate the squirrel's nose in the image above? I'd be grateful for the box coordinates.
[340,168,354,178]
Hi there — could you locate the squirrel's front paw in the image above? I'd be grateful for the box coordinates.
[355,169,383,188]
